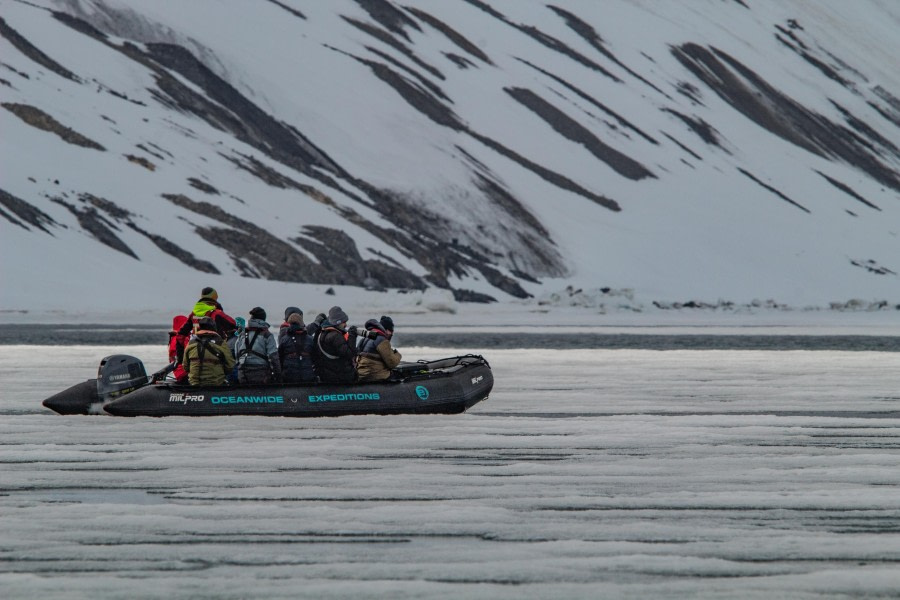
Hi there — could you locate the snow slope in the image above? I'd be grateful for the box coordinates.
[1,0,899,323]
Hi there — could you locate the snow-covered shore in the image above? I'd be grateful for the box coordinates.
[3,278,900,335]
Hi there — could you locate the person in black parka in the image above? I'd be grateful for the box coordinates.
[278,307,315,383]
[312,306,358,384]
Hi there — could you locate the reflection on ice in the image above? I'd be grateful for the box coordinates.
[1,345,899,598]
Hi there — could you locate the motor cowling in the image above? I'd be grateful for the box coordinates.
[97,355,148,402]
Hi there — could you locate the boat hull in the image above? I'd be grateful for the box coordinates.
[45,356,492,417]
[42,379,101,415]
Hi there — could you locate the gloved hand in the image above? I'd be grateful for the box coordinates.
[347,325,358,336]
[314,313,327,325]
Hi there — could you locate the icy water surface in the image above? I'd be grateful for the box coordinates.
[1,345,900,598]
[4,323,900,351]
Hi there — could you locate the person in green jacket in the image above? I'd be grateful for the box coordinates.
[183,317,235,386]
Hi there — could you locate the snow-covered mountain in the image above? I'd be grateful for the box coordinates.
[2,0,899,323]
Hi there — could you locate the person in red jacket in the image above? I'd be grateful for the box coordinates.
[177,287,237,338]
[168,315,191,383]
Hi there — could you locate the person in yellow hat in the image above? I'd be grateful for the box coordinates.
[178,286,237,338]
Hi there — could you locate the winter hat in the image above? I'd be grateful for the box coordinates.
[287,313,303,325]
[327,305,349,324]
[249,307,267,321]
[235,316,246,329]
[198,316,216,330]
[284,306,303,321]
[201,286,218,300]
[380,315,394,332]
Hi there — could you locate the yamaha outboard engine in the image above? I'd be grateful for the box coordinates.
[97,355,148,404]
[43,355,149,416]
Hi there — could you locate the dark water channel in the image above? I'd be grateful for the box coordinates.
[2,324,899,351]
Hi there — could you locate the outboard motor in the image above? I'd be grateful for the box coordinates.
[97,355,148,403]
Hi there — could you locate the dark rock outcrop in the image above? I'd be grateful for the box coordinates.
[49,197,137,258]
[505,87,655,180]
[403,5,493,65]
[0,17,79,82]
[187,178,220,195]
[127,223,220,274]
[0,189,58,233]
[452,288,496,303]
[672,43,900,193]
[355,0,421,41]
[737,168,810,213]
[2,103,105,150]
[815,171,880,211]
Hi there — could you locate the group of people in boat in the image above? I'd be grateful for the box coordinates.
[163,287,401,387]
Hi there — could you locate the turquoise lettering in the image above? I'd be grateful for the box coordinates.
[211,395,283,405]
[307,393,381,403]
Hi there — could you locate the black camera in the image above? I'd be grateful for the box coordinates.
[351,327,379,340]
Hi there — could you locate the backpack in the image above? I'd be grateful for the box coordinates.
[195,335,229,380]
[237,328,271,368]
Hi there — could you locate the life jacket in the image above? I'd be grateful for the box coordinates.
[190,299,218,332]
[183,298,237,337]
[358,326,389,354]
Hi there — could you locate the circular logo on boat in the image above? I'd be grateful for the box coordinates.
[415,385,430,400]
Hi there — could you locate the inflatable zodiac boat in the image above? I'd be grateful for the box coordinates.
[43,354,492,417]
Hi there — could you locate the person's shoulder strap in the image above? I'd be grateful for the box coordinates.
[239,330,270,364]
[237,330,257,356]
[316,329,340,360]
[200,337,229,367]
[196,337,207,377]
